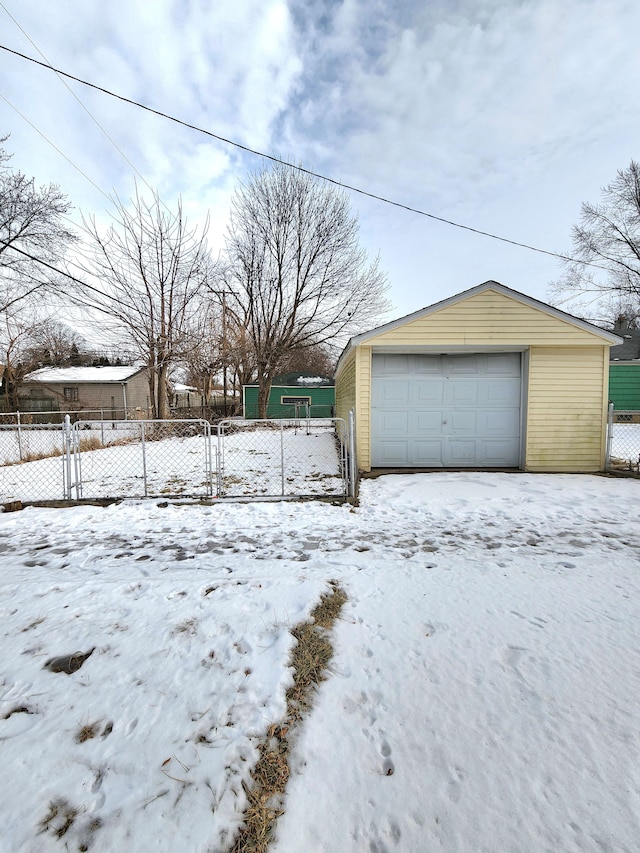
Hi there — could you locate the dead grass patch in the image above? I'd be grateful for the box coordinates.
[75,720,100,743]
[230,580,347,853]
[38,797,78,838]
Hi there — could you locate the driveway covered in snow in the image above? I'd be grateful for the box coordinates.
[0,473,638,851]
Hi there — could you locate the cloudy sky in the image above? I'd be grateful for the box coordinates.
[1,0,638,324]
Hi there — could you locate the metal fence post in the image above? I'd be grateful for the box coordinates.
[280,420,285,496]
[16,411,23,461]
[605,402,614,471]
[217,422,224,497]
[204,420,213,497]
[141,421,148,497]
[72,421,83,500]
[348,409,357,498]
[63,415,72,499]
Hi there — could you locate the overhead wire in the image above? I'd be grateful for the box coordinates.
[0,4,175,215]
[0,92,112,202]
[0,42,612,273]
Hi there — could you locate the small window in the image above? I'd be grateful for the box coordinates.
[63,387,79,402]
[281,395,311,408]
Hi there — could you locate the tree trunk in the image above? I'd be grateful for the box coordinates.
[257,372,272,419]
[157,363,169,419]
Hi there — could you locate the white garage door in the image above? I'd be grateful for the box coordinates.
[371,353,522,467]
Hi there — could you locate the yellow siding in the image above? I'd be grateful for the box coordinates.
[526,346,607,471]
[356,347,372,470]
[367,290,608,347]
[335,350,356,435]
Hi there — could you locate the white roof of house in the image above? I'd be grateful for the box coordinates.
[23,366,144,384]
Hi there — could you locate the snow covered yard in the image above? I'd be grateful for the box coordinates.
[0,473,639,852]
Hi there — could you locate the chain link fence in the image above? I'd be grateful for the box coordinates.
[0,413,357,503]
[606,405,640,472]
[0,423,68,502]
[216,417,354,498]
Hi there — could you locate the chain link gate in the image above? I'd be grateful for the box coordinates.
[0,421,69,503]
[67,418,215,500]
[216,417,354,499]
[606,403,640,472]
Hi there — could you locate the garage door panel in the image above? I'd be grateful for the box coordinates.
[375,441,409,465]
[447,355,479,374]
[480,378,522,405]
[413,355,443,374]
[480,439,521,464]
[372,410,408,434]
[413,410,445,434]
[372,355,410,376]
[446,440,477,464]
[371,353,522,467]
[372,380,410,406]
[479,409,521,433]
[414,380,445,405]
[414,441,445,466]
[449,410,478,434]
[484,354,521,375]
[449,381,479,405]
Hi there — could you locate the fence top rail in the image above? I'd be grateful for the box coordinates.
[0,422,64,430]
[218,417,344,427]
[73,417,211,427]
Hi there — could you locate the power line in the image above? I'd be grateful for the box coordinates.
[0,238,127,318]
[0,92,112,201]
[0,9,176,216]
[0,42,610,271]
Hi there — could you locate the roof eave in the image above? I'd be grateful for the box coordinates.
[336,281,623,372]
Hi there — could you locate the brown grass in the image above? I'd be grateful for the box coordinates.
[230,581,347,853]
[38,798,78,838]
[75,721,100,743]
[1,433,143,468]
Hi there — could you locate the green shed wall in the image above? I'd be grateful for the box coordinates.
[243,386,335,419]
[609,364,640,409]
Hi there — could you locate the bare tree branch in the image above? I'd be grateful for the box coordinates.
[216,162,391,416]
[552,161,640,320]
[73,186,213,418]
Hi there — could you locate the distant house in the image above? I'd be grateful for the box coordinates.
[243,385,336,419]
[20,366,149,414]
[609,329,640,410]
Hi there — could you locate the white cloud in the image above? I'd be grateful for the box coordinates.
[1,0,639,319]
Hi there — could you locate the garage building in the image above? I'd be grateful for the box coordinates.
[335,281,621,472]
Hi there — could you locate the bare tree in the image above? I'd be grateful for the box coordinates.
[0,311,85,409]
[183,302,224,401]
[77,188,212,418]
[0,136,76,315]
[218,162,390,417]
[552,161,640,315]
[276,342,335,380]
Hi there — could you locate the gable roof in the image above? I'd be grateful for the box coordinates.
[23,366,145,384]
[609,329,640,361]
[337,280,622,370]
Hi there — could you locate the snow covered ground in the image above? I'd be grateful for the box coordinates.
[0,472,639,852]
